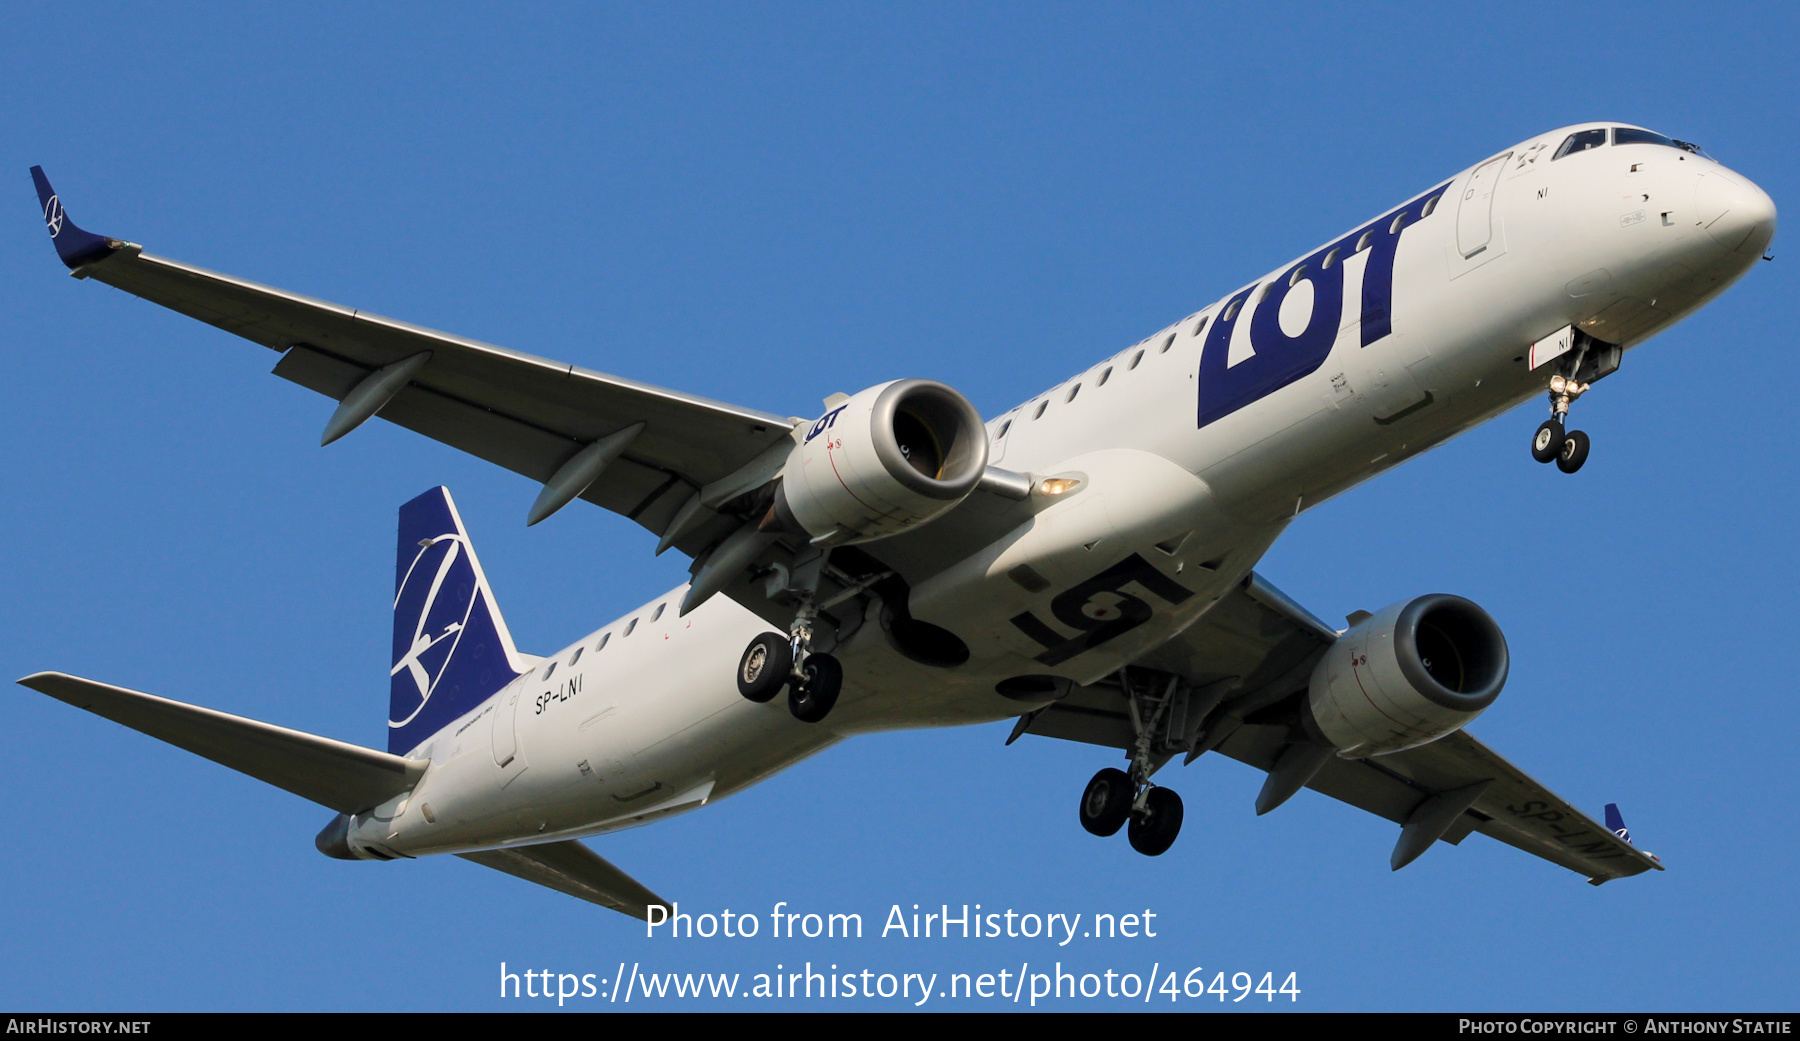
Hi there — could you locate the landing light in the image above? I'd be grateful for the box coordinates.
[1039,477,1082,496]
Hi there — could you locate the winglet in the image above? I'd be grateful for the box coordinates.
[29,166,119,269]
[1604,803,1631,844]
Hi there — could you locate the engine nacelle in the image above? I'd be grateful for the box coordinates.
[1304,594,1508,757]
[775,379,988,545]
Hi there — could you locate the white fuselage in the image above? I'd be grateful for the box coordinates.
[350,123,1773,861]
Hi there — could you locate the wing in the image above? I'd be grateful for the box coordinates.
[30,167,795,561]
[1014,574,1663,884]
[31,169,1047,636]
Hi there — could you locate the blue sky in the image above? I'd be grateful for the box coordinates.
[2,3,1795,1012]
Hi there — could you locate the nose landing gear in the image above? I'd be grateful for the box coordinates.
[1527,331,1622,474]
[1532,374,1592,473]
[1530,364,1593,474]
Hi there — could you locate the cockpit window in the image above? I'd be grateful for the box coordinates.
[1553,129,1608,159]
[1613,127,1679,150]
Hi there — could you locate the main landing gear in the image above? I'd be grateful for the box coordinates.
[736,553,844,723]
[738,627,843,724]
[1076,669,1186,856]
[1079,768,1184,856]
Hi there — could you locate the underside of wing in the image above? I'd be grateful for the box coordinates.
[85,246,797,553]
[30,166,799,560]
[32,171,1052,642]
[1012,573,1660,884]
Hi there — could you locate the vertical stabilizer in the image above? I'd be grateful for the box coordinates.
[389,487,528,754]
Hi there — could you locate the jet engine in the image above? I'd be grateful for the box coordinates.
[1303,594,1508,757]
[772,379,988,545]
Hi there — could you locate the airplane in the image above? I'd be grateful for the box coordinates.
[21,121,1774,919]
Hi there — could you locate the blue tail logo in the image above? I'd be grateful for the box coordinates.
[388,487,527,754]
[28,166,118,269]
[1604,803,1631,844]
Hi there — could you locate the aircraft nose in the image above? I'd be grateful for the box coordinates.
[1695,168,1777,257]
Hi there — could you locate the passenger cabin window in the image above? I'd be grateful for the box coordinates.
[996,419,1012,439]
[1613,127,1679,150]
[541,662,557,681]
[1129,349,1144,369]
[1097,366,1112,387]
[1355,230,1373,252]
[568,646,583,666]
[1223,298,1243,322]
[1288,264,1307,287]
[651,603,665,622]
[1033,400,1048,420]
[1420,194,1439,218]
[1065,383,1080,403]
[1161,333,1176,352]
[624,618,638,636]
[1192,315,1209,337]
[597,632,611,650]
[1553,129,1608,159]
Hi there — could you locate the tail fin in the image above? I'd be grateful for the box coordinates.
[389,487,529,754]
[1604,803,1631,844]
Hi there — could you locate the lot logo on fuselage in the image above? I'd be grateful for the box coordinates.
[1197,184,1450,428]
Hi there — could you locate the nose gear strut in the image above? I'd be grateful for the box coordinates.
[1529,335,1605,474]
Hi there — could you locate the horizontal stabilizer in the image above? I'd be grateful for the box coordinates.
[459,840,666,920]
[18,672,424,815]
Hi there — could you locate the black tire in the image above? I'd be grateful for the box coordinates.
[788,653,843,723]
[1556,429,1591,474]
[737,633,792,703]
[1127,787,1184,857]
[1079,768,1134,837]
[1531,419,1565,463]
